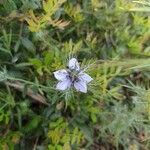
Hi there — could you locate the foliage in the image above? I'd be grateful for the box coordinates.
[0,0,150,149]
[48,118,84,150]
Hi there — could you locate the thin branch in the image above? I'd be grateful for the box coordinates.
[5,81,49,105]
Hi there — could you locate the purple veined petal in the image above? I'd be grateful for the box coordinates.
[74,80,87,93]
[78,73,93,83]
[56,79,72,91]
[68,58,80,71]
[54,69,69,81]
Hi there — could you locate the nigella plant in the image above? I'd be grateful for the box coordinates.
[53,58,93,93]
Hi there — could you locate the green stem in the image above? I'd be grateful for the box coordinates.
[7,77,55,90]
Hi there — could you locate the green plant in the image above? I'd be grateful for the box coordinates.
[0,0,150,149]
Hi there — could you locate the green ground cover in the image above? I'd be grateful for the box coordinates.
[0,0,150,149]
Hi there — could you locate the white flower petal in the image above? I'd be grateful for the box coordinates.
[54,69,69,81]
[68,58,80,71]
[56,79,72,91]
[74,80,87,93]
[79,73,93,83]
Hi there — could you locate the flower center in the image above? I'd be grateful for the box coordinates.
[68,69,79,82]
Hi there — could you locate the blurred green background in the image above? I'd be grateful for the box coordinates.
[0,0,150,149]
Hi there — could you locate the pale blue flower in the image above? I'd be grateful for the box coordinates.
[53,58,93,93]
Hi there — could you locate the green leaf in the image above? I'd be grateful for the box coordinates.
[21,37,35,53]
[22,116,41,133]
[79,125,93,143]
[29,58,43,68]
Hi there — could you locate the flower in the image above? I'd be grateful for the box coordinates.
[53,58,93,93]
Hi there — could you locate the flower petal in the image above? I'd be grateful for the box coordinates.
[79,73,93,83]
[74,80,87,93]
[68,58,80,71]
[54,69,69,81]
[56,79,72,91]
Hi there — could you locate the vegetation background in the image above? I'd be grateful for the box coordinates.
[0,0,150,149]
